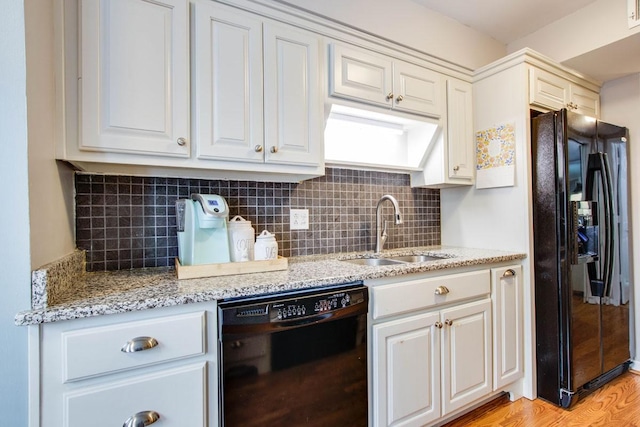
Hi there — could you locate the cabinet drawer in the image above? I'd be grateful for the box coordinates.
[371,270,490,320]
[62,311,205,382]
[65,363,206,427]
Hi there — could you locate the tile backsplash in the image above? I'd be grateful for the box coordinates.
[75,168,440,271]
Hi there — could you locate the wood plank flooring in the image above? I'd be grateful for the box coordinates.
[443,371,640,426]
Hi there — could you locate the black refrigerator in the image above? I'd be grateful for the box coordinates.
[531,109,632,408]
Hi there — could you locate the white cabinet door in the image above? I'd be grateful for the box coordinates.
[193,2,264,162]
[529,67,600,117]
[80,0,189,157]
[446,78,474,181]
[529,67,569,111]
[630,0,640,27]
[570,84,600,118]
[330,44,393,107]
[491,265,524,389]
[373,312,441,427]
[65,363,206,427]
[393,61,444,118]
[330,43,446,119]
[263,22,322,166]
[441,298,492,415]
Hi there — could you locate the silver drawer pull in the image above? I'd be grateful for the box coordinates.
[123,411,160,427]
[121,336,159,353]
[502,269,516,278]
[434,285,449,295]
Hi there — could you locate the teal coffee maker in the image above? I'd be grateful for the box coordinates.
[177,194,231,265]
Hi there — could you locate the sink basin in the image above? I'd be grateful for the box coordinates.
[385,255,446,263]
[341,254,449,266]
[341,258,403,266]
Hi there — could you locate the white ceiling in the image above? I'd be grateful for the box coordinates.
[409,0,599,44]
[409,0,640,82]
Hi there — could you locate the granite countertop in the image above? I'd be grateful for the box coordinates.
[15,246,525,326]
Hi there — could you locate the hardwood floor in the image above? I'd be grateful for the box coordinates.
[443,371,640,426]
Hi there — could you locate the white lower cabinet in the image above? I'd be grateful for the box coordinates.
[370,265,521,427]
[373,312,441,427]
[491,265,524,389]
[37,303,217,427]
[441,299,492,414]
[64,363,206,427]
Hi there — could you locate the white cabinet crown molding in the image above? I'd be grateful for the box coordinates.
[213,0,473,82]
[474,47,601,91]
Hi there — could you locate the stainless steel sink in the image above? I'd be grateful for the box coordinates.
[341,254,449,266]
[385,254,446,263]
[341,258,403,266]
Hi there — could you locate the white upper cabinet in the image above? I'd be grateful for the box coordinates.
[330,43,393,108]
[329,43,444,118]
[629,0,640,28]
[410,77,474,188]
[263,22,322,166]
[394,61,444,117]
[529,66,600,118]
[445,78,474,181]
[193,4,264,162]
[194,2,323,167]
[80,0,190,157]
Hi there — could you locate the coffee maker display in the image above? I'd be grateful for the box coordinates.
[177,194,231,266]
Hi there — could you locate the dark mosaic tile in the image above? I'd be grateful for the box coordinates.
[75,168,441,271]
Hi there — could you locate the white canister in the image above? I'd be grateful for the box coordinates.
[254,230,278,260]
[227,216,255,262]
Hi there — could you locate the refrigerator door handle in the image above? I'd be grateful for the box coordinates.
[585,152,615,298]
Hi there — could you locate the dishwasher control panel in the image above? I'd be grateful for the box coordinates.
[219,283,367,326]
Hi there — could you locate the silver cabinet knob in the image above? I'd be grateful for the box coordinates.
[396,95,404,103]
[453,165,460,172]
[435,321,443,329]
[254,145,263,152]
[444,319,453,326]
[121,336,159,353]
[567,102,578,110]
[434,285,450,295]
[270,146,278,154]
[123,411,160,427]
[386,92,394,101]
[176,137,187,146]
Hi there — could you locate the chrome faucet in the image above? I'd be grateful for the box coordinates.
[375,195,403,253]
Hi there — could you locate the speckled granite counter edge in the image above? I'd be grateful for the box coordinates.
[31,250,85,310]
[16,247,526,326]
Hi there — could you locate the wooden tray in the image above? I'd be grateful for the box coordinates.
[174,256,288,280]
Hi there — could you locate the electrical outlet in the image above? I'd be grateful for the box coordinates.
[290,209,309,230]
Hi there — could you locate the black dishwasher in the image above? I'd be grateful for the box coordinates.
[218,283,368,426]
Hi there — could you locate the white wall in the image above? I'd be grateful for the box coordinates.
[277,0,506,70]
[25,0,76,270]
[508,0,640,63]
[599,73,640,364]
[0,1,31,425]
